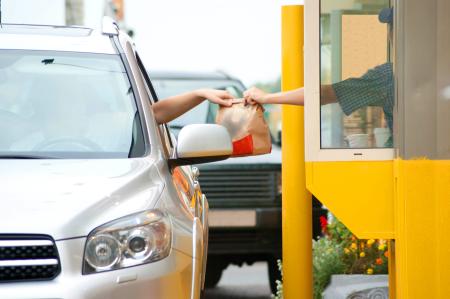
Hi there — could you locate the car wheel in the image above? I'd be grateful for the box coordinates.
[204,258,227,288]
[268,257,282,295]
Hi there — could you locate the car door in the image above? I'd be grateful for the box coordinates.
[134,53,208,294]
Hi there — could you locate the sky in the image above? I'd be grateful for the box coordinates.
[3,0,302,86]
[124,0,298,86]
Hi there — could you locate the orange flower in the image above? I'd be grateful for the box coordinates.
[384,251,389,258]
[376,258,383,265]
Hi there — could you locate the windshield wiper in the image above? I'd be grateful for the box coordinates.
[40,59,125,73]
[0,154,58,159]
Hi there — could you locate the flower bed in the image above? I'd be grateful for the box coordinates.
[314,215,388,299]
[271,215,389,299]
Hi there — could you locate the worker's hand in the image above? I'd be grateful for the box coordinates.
[195,89,234,107]
[244,87,268,105]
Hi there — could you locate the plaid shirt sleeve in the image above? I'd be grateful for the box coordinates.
[332,63,393,116]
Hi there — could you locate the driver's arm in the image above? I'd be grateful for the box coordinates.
[152,89,234,124]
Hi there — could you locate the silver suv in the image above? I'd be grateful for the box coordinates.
[0,19,232,299]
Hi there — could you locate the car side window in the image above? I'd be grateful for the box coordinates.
[135,53,175,157]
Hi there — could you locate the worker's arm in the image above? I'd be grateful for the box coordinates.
[243,85,337,106]
[153,89,234,124]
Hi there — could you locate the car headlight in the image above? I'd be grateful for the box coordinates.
[83,209,171,274]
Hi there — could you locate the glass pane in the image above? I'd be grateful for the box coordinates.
[320,0,393,149]
[0,50,144,158]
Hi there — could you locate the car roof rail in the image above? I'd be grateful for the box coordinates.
[102,16,119,36]
[215,70,234,80]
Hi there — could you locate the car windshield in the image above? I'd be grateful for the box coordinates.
[151,78,244,129]
[0,50,145,159]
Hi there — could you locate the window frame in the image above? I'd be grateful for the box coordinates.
[135,53,175,156]
[304,0,395,162]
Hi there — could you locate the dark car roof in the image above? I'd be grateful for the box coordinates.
[148,70,241,82]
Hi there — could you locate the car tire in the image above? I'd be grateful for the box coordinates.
[268,257,282,295]
[204,258,227,289]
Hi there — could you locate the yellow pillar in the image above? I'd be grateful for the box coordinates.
[281,5,312,299]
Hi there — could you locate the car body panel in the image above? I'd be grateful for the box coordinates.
[190,217,204,298]
[0,159,163,239]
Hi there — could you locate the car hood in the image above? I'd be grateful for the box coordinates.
[0,158,164,240]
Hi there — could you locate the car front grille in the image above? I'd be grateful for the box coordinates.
[0,236,60,282]
[198,168,280,207]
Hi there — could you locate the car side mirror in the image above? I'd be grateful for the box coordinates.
[169,124,232,167]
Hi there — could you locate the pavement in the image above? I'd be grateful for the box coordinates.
[203,262,273,299]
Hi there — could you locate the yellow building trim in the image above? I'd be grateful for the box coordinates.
[394,159,450,299]
[305,161,395,239]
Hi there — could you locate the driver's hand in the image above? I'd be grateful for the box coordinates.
[195,89,234,107]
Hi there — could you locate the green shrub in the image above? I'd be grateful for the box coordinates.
[271,259,283,299]
[313,237,346,299]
